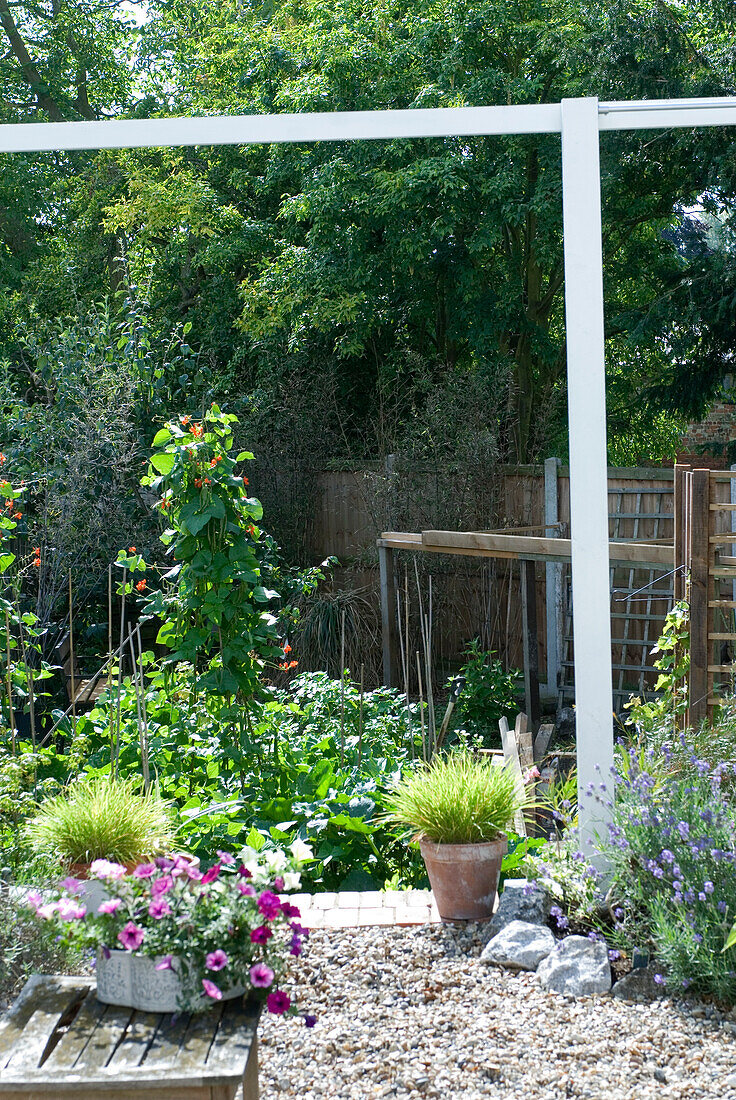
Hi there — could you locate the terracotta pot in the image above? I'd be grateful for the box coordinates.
[419,836,507,921]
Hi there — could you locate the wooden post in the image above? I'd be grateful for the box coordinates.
[689,468,710,726]
[673,463,689,603]
[544,457,562,696]
[378,542,399,687]
[499,716,526,838]
[520,559,541,732]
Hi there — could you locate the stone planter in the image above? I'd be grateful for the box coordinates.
[419,836,507,921]
[96,950,246,1013]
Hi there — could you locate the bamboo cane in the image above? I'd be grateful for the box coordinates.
[339,608,346,767]
[68,569,76,721]
[112,567,127,777]
[4,610,15,755]
[416,651,426,764]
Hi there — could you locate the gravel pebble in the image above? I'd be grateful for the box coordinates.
[257,923,736,1100]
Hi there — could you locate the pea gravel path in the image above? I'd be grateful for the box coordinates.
[257,922,736,1100]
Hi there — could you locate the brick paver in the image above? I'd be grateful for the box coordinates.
[289,889,440,930]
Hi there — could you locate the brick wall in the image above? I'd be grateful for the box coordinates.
[678,401,736,468]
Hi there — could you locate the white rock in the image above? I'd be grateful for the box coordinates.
[536,935,612,996]
[480,920,555,971]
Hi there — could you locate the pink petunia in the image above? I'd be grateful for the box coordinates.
[117,921,145,951]
[237,882,256,898]
[266,990,291,1015]
[250,925,273,945]
[216,850,235,865]
[132,862,157,879]
[155,955,175,971]
[97,898,122,915]
[257,891,281,920]
[280,901,301,919]
[200,863,221,886]
[25,889,43,911]
[237,864,253,879]
[61,877,84,894]
[151,874,174,898]
[202,979,223,1000]
[89,859,127,880]
[249,963,274,988]
[57,897,86,921]
[148,898,172,919]
[206,949,229,971]
[273,875,285,892]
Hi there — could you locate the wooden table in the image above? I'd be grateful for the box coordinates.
[0,975,260,1099]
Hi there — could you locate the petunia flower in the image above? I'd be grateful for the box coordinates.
[89,859,128,881]
[250,963,274,988]
[200,863,221,886]
[57,898,86,921]
[148,898,172,920]
[155,955,175,971]
[202,979,223,1000]
[98,898,122,915]
[117,921,145,951]
[206,950,229,971]
[216,851,235,865]
[250,925,273,945]
[257,891,282,921]
[304,1014,317,1028]
[133,863,157,879]
[267,990,291,1015]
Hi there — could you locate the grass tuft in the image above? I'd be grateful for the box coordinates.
[26,776,176,865]
[383,750,527,844]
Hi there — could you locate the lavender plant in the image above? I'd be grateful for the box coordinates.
[602,740,736,1001]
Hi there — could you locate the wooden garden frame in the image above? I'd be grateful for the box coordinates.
[2,93,735,851]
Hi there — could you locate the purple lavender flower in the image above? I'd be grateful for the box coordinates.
[653,973,665,986]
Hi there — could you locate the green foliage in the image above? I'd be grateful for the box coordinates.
[384,750,526,844]
[26,776,176,866]
[68,669,426,891]
[137,406,282,704]
[0,884,85,1009]
[450,640,520,743]
[624,600,689,737]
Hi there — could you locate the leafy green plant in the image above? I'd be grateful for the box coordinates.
[625,600,689,736]
[384,750,527,844]
[26,776,176,866]
[449,640,520,744]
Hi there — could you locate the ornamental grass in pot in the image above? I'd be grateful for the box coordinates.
[385,751,528,920]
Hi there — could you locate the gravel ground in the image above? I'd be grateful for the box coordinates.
[258,922,736,1100]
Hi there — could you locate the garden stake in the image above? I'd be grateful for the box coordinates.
[68,569,76,720]
[405,568,413,758]
[113,566,127,778]
[416,650,427,763]
[358,662,364,767]
[128,626,150,792]
[340,608,346,767]
[14,598,36,749]
[396,585,413,759]
[107,564,114,757]
[425,574,436,755]
[4,609,15,754]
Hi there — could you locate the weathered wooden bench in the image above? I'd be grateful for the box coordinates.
[0,975,260,1100]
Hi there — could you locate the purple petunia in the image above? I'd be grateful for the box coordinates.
[155,955,175,971]
[202,979,223,1000]
[97,898,122,915]
[148,898,172,920]
[151,874,174,898]
[133,862,157,879]
[304,1014,317,1028]
[200,863,221,886]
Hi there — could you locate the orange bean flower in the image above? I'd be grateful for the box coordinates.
[136,579,147,592]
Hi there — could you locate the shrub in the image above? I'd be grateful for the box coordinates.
[27,776,176,867]
[450,640,519,744]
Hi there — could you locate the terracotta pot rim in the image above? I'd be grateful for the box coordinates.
[418,835,508,851]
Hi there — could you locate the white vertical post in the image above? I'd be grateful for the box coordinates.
[560,97,614,856]
[544,456,562,698]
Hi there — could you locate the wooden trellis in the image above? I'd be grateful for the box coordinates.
[675,464,736,725]
[560,482,675,712]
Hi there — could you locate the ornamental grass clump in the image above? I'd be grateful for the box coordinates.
[26,776,176,866]
[384,751,525,844]
[602,739,736,1003]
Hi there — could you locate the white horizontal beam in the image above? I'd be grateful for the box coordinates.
[600,96,736,131]
[0,104,562,153]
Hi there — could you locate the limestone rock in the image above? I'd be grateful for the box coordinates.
[481,919,556,971]
[536,935,612,997]
[613,967,666,1003]
[487,878,549,937]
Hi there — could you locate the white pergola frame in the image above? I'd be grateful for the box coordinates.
[4,94,736,849]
